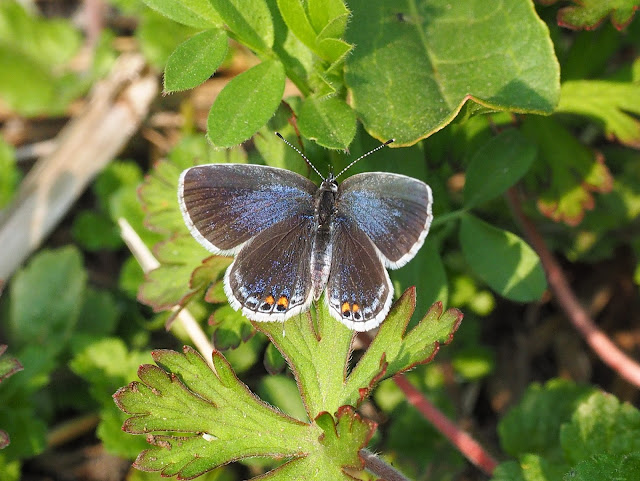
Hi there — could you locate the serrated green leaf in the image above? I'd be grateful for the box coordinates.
[258,289,462,419]
[138,236,230,311]
[141,0,222,28]
[114,347,374,479]
[564,453,640,481]
[345,0,560,145]
[258,375,308,422]
[560,391,640,464]
[298,96,357,149]
[459,214,547,302]
[210,305,255,350]
[8,246,86,354]
[210,0,273,53]
[72,210,123,251]
[164,29,228,92]
[522,116,613,226]
[542,0,640,31]
[464,130,537,208]
[557,80,640,149]
[498,379,595,460]
[207,60,286,147]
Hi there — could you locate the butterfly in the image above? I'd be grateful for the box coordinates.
[178,134,433,331]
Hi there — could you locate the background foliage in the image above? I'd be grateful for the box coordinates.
[1,0,640,480]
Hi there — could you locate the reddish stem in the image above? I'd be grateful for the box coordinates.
[393,374,498,475]
[506,188,640,387]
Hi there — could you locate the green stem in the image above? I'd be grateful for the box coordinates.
[431,209,466,227]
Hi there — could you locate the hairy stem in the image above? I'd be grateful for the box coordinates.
[360,449,411,481]
[506,188,640,388]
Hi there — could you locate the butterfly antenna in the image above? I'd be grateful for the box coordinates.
[334,138,395,180]
[275,132,324,180]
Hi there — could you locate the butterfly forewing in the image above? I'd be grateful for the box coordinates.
[325,217,393,331]
[337,172,433,268]
[225,215,315,321]
[179,164,316,255]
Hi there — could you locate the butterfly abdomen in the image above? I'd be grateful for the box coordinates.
[310,181,337,300]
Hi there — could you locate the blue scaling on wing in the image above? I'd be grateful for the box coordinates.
[178,164,317,255]
[336,172,433,269]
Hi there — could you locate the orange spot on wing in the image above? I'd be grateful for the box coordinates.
[352,303,360,313]
[265,295,275,305]
[341,302,351,314]
[277,296,289,308]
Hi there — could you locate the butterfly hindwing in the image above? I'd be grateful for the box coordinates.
[225,215,316,321]
[325,217,393,331]
[337,172,433,268]
[179,164,316,255]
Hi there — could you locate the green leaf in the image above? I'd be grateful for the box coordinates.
[498,379,595,460]
[258,374,308,422]
[210,305,255,350]
[8,247,86,354]
[345,0,560,145]
[308,0,350,39]
[72,210,123,251]
[556,80,640,149]
[459,214,547,302]
[75,287,120,337]
[94,161,143,213]
[297,96,357,149]
[137,10,200,69]
[522,116,613,226]
[164,29,228,92]
[564,453,640,481]
[0,346,22,383]
[0,138,19,208]
[114,347,375,479]
[277,0,319,52]
[207,60,286,147]
[542,0,640,31]
[141,0,222,28]
[210,0,273,53]
[263,342,286,375]
[560,391,640,464]
[464,130,537,208]
[258,289,462,419]
[491,455,567,481]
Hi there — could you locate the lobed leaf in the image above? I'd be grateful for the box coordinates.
[258,288,462,419]
[345,0,560,145]
[556,80,640,149]
[464,129,537,208]
[459,214,547,302]
[114,347,375,480]
[207,60,286,147]
[164,29,228,92]
[539,0,639,31]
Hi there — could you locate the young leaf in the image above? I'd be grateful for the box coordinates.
[258,288,462,419]
[297,96,357,149]
[459,214,547,302]
[207,60,286,147]
[307,0,350,39]
[464,129,537,208]
[141,0,223,29]
[560,392,640,465]
[522,116,613,226]
[345,0,560,145]
[276,0,318,52]
[556,80,640,149]
[114,347,376,479]
[540,0,639,31]
[164,29,228,92]
[210,0,274,53]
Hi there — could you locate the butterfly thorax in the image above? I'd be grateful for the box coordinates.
[310,179,338,300]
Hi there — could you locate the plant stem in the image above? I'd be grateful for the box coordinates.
[393,374,498,476]
[430,209,466,227]
[506,188,640,388]
[360,449,411,481]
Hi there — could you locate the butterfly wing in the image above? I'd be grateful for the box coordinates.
[178,164,316,255]
[336,172,433,268]
[225,215,315,321]
[325,217,393,331]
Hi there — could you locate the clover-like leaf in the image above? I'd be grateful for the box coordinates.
[557,80,640,149]
[539,0,639,31]
[207,60,286,148]
[164,29,228,93]
[345,0,560,145]
[210,0,274,54]
[522,116,614,226]
[560,391,640,465]
[258,288,462,419]
[459,214,547,302]
[297,96,357,150]
[141,0,222,29]
[114,347,375,480]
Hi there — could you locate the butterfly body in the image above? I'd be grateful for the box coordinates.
[179,161,432,331]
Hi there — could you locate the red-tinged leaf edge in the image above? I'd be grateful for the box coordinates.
[0,430,9,449]
[358,353,388,404]
[0,345,23,382]
[537,0,639,31]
